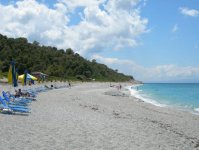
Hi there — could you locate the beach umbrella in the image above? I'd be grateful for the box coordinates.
[19,72,37,85]
[7,64,12,84]
[28,74,37,81]
[18,74,37,81]
[7,61,18,87]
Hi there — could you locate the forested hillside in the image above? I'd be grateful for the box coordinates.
[0,34,134,81]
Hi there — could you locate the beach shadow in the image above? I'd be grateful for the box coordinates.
[0,111,29,116]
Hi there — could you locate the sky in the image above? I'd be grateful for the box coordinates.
[0,0,199,83]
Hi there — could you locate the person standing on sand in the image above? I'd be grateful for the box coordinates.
[68,81,71,88]
[117,84,122,90]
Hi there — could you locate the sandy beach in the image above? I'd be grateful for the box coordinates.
[1,82,199,150]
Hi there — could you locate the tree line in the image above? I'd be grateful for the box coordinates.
[0,34,134,82]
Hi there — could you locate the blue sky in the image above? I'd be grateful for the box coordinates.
[0,0,199,82]
[99,0,199,66]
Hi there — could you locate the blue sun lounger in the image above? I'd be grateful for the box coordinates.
[0,96,30,109]
[0,96,30,113]
[2,91,31,106]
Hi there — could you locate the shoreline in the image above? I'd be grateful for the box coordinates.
[0,82,199,149]
[127,84,199,116]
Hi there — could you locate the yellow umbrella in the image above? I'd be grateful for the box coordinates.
[7,61,18,87]
[18,74,37,81]
[7,65,12,84]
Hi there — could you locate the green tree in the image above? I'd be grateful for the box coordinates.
[0,34,134,82]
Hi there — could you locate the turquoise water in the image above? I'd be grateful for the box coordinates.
[130,83,199,114]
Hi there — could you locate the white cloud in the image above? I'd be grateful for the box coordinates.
[92,54,133,64]
[180,7,199,17]
[92,55,199,82]
[0,0,69,43]
[58,0,105,11]
[0,0,148,55]
[172,24,178,33]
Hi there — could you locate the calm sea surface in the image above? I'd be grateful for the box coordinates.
[129,83,199,114]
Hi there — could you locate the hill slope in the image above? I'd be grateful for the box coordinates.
[0,34,134,81]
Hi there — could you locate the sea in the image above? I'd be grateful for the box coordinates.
[128,83,199,115]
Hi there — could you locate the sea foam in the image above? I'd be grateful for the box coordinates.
[126,85,166,107]
[194,108,199,114]
[127,83,199,116]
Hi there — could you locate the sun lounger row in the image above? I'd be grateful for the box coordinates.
[0,84,69,115]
